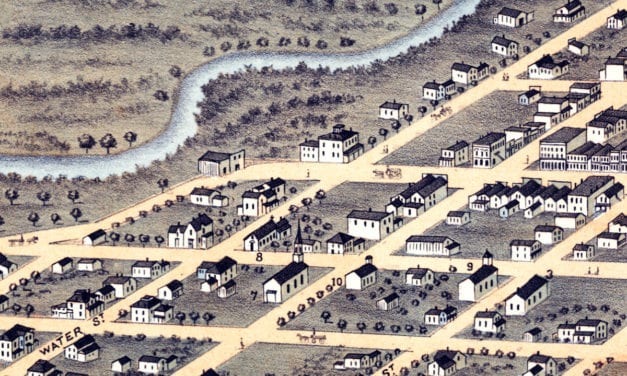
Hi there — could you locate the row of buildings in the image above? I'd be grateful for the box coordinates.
[26,353,179,375]
[492,0,587,28]
[422,61,490,101]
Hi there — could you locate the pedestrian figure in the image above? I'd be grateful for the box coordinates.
[240,338,245,350]
[595,267,599,275]
[312,327,316,336]
[306,169,310,178]
[588,267,591,275]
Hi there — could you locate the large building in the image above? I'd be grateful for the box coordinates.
[472,132,506,168]
[263,227,309,303]
[237,178,286,217]
[493,7,534,27]
[458,251,498,301]
[347,209,395,240]
[539,127,586,170]
[505,275,550,316]
[567,175,615,216]
[599,48,627,81]
[299,124,364,163]
[528,55,570,79]
[197,149,245,177]
[0,324,35,362]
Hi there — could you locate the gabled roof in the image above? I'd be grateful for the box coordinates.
[518,180,542,196]
[164,279,183,291]
[541,127,585,144]
[467,265,498,284]
[451,62,475,73]
[190,187,216,196]
[265,261,308,285]
[407,235,451,243]
[520,89,541,98]
[381,292,399,303]
[350,263,378,278]
[27,359,56,373]
[406,267,431,278]
[96,285,115,295]
[510,275,548,300]
[380,101,407,110]
[610,9,627,20]
[526,327,542,335]
[573,243,593,251]
[0,324,33,341]
[423,81,441,90]
[201,369,219,376]
[597,231,624,240]
[131,295,161,309]
[559,0,582,12]
[611,213,627,226]
[67,289,93,303]
[85,229,106,241]
[528,352,553,364]
[198,150,232,162]
[498,7,523,17]
[475,310,499,319]
[398,174,447,200]
[198,256,237,274]
[190,213,213,231]
[248,218,279,240]
[528,364,544,375]
[68,334,97,351]
[577,318,606,326]
[113,356,132,365]
[327,232,355,244]
[77,258,102,265]
[602,183,624,198]
[535,224,562,232]
[348,209,391,221]
[446,140,469,151]
[448,211,468,217]
[570,176,613,196]
[319,128,358,142]
[139,355,164,363]
[54,257,73,267]
[492,35,516,47]
[104,275,133,285]
[473,132,505,146]
[539,96,567,104]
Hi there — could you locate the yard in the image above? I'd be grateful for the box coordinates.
[50,334,217,376]
[0,258,174,318]
[283,269,488,336]
[455,277,627,345]
[598,362,627,376]
[0,331,58,371]
[218,342,398,376]
[566,238,627,263]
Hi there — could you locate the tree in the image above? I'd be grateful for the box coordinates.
[50,213,61,225]
[99,133,117,154]
[110,232,120,245]
[67,190,79,204]
[368,136,377,148]
[457,86,465,94]
[155,235,164,248]
[189,311,200,325]
[77,134,96,154]
[356,322,367,333]
[175,311,186,325]
[5,189,19,205]
[11,303,21,315]
[432,0,442,10]
[157,178,169,193]
[202,312,215,325]
[391,120,402,133]
[315,189,326,205]
[430,99,439,110]
[27,212,40,227]
[139,234,150,247]
[321,310,332,323]
[70,207,82,222]
[270,240,280,252]
[415,4,427,21]
[225,224,233,237]
[124,233,135,246]
[337,319,347,333]
[289,204,299,218]
[301,197,313,210]
[404,114,414,125]
[36,191,51,206]
[154,90,169,101]
[418,106,428,117]
[379,128,389,140]
[30,270,41,284]
[169,65,183,78]
[25,304,34,318]
[124,131,138,147]
[9,283,17,297]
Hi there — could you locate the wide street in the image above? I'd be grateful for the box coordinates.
[1,0,626,375]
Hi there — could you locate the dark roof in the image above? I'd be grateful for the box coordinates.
[343,143,364,156]
[535,225,562,232]
[348,209,391,221]
[221,279,236,290]
[276,218,291,233]
[492,35,516,47]
[611,9,627,20]
[131,295,161,309]
[28,359,56,373]
[611,213,627,226]
[539,96,567,104]
[551,186,571,201]
[573,243,593,251]
[558,322,577,329]
[139,355,163,363]
[406,267,431,278]
[467,265,498,284]
[133,260,158,268]
[407,235,450,243]
[0,324,33,341]
[473,132,505,146]
[570,176,613,196]
[85,229,106,241]
[67,289,93,303]
[165,279,184,291]
[577,318,605,326]
[190,187,216,196]
[475,310,499,318]
[103,275,133,285]
[0,294,7,304]
[603,183,624,197]
[529,353,553,363]
[199,256,237,274]
[265,261,308,285]
[568,39,587,49]
[528,364,544,375]
[327,232,355,244]
[300,139,319,147]
[398,174,447,200]
[510,239,539,247]
[512,275,548,299]
[598,231,624,240]
[560,0,582,11]
[190,213,213,231]
[448,211,468,217]
[446,140,469,151]
[520,89,541,98]
[96,285,115,295]
[201,369,220,376]
[532,55,569,69]
[113,356,132,365]
[350,263,378,278]
[503,200,519,209]
[452,62,475,73]
[345,353,367,359]
[526,327,542,335]
[380,101,406,110]
[499,7,523,17]
[423,81,441,90]
[570,141,603,157]
[541,127,585,144]
[55,257,73,267]
[198,150,232,162]
[381,292,399,303]
[248,218,279,240]
[319,128,358,142]
[77,258,102,265]
[168,223,187,234]
[570,82,597,90]
[69,334,97,351]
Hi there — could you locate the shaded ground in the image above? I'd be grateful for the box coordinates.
[51,334,217,376]
[455,277,627,345]
[0,331,58,370]
[219,342,398,376]
[598,362,627,376]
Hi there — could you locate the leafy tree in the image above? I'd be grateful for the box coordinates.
[301,197,313,211]
[314,189,326,205]
[154,90,169,101]
[289,205,299,218]
[110,232,120,245]
[379,128,389,140]
[50,213,61,225]
[321,310,332,323]
[270,240,280,251]
[432,0,442,10]
[175,311,186,325]
[157,178,169,193]
[154,235,165,247]
[404,113,414,125]
[30,270,41,284]
[368,136,377,148]
[37,191,51,206]
[430,99,439,110]
[67,190,79,204]
[169,65,183,78]
[70,207,82,222]
[391,120,402,133]
[124,131,138,147]
[189,311,200,325]
[415,4,427,21]
[139,234,150,247]
[418,106,428,117]
[77,134,96,154]
[5,189,19,205]
[11,303,21,315]
[225,224,233,237]
[289,186,298,194]
[202,312,215,325]
[124,233,135,246]
[99,133,117,154]
[356,322,367,333]
[337,319,348,333]
[0,215,4,230]
[27,212,40,226]
[25,304,34,318]
[232,218,241,230]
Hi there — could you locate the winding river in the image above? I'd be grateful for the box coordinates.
[0,0,481,178]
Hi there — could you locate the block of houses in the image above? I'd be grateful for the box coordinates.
[405,266,434,286]
[608,213,627,233]
[197,149,245,176]
[299,124,364,163]
[510,239,542,262]
[554,213,586,229]
[76,258,102,272]
[607,8,627,29]
[326,232,365,254]
[345,259,377,290]
[599,48,627,81]
[493,7,534,27]
[131,295,173,324]
[528,55,569,80]
[425,305,457,326]
[189,186,228,207]
[491,35,518,56]
[597,231,626,249]
[540,127,586,170]
[82,229,107,246]
[377,293,400,311]
[472,132,506,168]
[499,200,520,218]
[446,211,470,226]
[451,62,489,85]
[237,177,286,216]
[347,209,394,240]
[196,256,238,286]
[459,251,498,301]
[167,213,214,249]
[0,324,35,362]
[439,140,470,167]
[138,355,178,375]
[570,81,601,103]
[553,0,585,23]
[567,175,614,216]
[468,182,508,211]
[158,279,184,300]
[387,174,448,217]
[519,87,542,105]
[595,182,624,213]
[534,225,563,245]
[523,327,543,342]
[567,38,589,56]
[111,356,133,373]
[341,351,381,370]
[131,259,170,279]
[573,243,595,260]
[524,352,557,376]
[103,275,137,298]
[534,111,561,130]
[422,79,456,100]
[524,201,543,218]
[505,275,550,316]
[379,100,409,120]
[243,216,291,251]
[64,335,100,363]
[94,285,116,304]
[556,318,607,343]
[51,257,73,274]
[406,235,460,256]
[474,310,506,334]
[27,359,58,376]
[263,245,308,303]
[51,289,104,320]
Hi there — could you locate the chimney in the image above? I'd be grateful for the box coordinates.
[145,257,149,261]
[368,207,372,212]
[365,255,373,264]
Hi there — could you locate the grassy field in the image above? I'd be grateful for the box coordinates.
[598,362,627,376]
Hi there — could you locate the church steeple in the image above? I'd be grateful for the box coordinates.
[293,220,304,263]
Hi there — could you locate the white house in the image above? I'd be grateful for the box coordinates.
[597,231,626,249]
[524,352,557,376]
[158,279,184,300]
[347,209,394,240]
[26,359,57,376]
[405,266,434,286]
[342,351,381,369]
[130,295,173,324]
[326,232,365,254]
[167,213,214,249]
[51,257,73,274]
[238,177,286,216]
[103,275,137,298]
[243,216,291,251]
[534,225,563,245]
[377,293,400,311]
[573,243,595,260]
[608,213,627,233]
[52,289,104,320]
[131,259,170,279]
[528,55,570,79]
[82,229,107,246]
[439,140,470,167]
[263,246,308,303]
[299,124,364,163]
[568,175,614,216]
[197,256,238,286]
[76,258,102,272]
[458,251,498,301]
[553,0,586,23]
[428,349,467,376]
[510,239,542,262]
[519,88,542,105]
[197,149,245,177]
[406,235,460,256]
[567,38,589,56]
[607,9,627,29]
[138,355,176,375]
[446,211,470,226]
[64,335,100,363]
[491,35,518,56]
[554,212,586,229]
[494,7,534,27]
[451,62,489,85]
[0,324,35,362]
[379,100,409,120]
[472,132,506,168]
[505,275,550,316]
[556,318,607,343]
[599,50,627,81]
[111,356,132,373]
[190,186,228,207]
[345,260,377,290]
[474,310,506,334]
[424,306,457,326]
[422,80,455,100]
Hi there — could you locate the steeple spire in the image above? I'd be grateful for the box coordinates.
[293,220,304,263]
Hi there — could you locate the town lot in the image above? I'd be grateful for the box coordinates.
[565,237,627,263]
[218,342,397,376]
[0,254,35,278]
[598,362,627,376]
[0,258,174,318]
[455,277,627,345]
[50,334,217,376]
[395,208,574,260]
[103,179,315,249]
[139,265,331,327]
[284,269,490,336]
[379,91,537,167]
[0,331,58,371]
